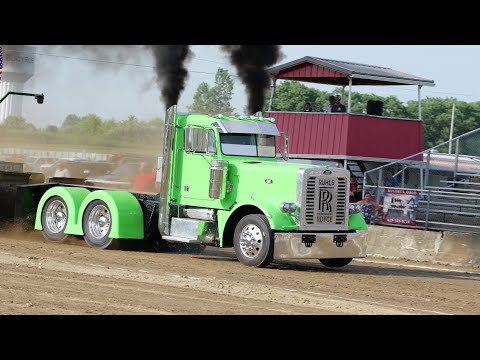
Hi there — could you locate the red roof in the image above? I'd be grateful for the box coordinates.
[269,56,435,87]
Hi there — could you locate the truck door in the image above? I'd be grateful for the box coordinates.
[175,126,217,206]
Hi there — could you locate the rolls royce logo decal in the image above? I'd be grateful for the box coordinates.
[319,189,332,212]
[316,177,335,223]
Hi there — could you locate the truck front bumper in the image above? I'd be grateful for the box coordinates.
[273,231,367,260]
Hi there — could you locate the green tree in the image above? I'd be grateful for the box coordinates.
[407,97,480,149]
[2,115,31,129]
[382,96,410,118]
[62,114,82,134]
[46,125,59,133]
[188,68,234,115]
[147,117,164,127]
[101,118,118,135]
[210,68,234,114]
[79,114,103,136]
[264,81,325,113]
[189,83,212,114]
[408,98,451,149]
[62,114,81,127]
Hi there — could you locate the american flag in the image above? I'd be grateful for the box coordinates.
[0,46,3,81]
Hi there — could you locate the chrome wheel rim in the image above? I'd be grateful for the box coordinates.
[45,200,67,233]
[239,224,263,258]
[88,205,111,242]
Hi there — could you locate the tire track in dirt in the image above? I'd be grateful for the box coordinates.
[0,251,426,314]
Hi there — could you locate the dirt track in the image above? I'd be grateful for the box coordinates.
[0,230,479,314]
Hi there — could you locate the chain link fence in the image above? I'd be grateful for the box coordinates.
[363,127,480,233]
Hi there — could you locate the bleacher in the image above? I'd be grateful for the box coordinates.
[416,181,480,233]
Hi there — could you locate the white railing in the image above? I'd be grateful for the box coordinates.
[1,147,112,161]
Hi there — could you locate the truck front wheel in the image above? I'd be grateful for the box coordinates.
[319,258,352,268]
[233,214,274,268]
[82,200,119,250]
[41,196,69,242]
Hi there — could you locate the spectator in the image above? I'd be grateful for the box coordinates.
[112,151,125,168]
[133,161,158,193]
[331,94,346,113]
[349,174,360,202]
[357,192,382,224]
[54,161,71,178]
[323,95,336,113]
[384,168,399,187]
[303,101,313,112]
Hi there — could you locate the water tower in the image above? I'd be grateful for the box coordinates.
[0,45,36,122]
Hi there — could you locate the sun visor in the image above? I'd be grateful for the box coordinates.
[213,120,280,136]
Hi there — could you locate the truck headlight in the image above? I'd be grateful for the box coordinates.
[280,202,297,213]
[349,203,362,214]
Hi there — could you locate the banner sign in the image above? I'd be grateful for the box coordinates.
[382,188,420,225]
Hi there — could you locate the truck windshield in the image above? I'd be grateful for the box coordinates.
[220,134,276,157]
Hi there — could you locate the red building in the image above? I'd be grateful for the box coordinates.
[266,56,435,177]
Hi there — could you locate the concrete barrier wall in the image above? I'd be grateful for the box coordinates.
[435,232,480,266]
[366,225,480,267]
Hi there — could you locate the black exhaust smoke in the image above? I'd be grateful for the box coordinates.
[146,45,192,108]
[221,45,283,114]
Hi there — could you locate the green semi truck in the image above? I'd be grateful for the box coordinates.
[11,105,368,268]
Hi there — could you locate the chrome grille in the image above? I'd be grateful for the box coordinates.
[336,177,347,225]
[302,174,348,229]
[305,177,316,224]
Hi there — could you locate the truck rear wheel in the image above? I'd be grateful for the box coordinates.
[41,196,69,242]
[319,258,352,268]
[82,200,119,250]
[233,214,274,268]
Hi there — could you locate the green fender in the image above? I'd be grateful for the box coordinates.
[217,201,298,247]
[235,201,297,230]
[348,212,368,231]
[34,186,91,232]
[71,190,144,239]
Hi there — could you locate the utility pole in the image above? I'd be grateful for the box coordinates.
[448,102,455,154]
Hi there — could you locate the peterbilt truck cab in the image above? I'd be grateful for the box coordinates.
[157,106,368,267]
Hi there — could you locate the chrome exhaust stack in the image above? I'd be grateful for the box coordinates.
[209,159,228,200]
[158,105,176,236]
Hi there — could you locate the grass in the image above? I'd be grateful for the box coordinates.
[0,134,163,157]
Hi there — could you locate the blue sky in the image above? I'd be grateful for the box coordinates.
[19,45,478,128]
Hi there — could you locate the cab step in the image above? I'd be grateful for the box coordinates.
[166,217,217,245]
[162,235,201,243]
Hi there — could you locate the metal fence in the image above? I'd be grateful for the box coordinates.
[363,127,480,234]
[0,147,112,161]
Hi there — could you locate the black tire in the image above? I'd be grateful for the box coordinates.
[233,214,273,267]
[319,258,353,268]
[82,200,119,250]
[41,196,69,242]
